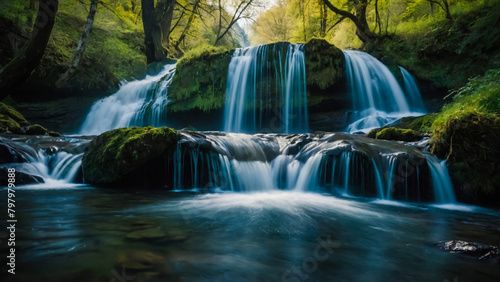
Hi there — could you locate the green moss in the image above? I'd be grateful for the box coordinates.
[82,127,178,186]
[304,39,345,107]
[168,46,233,113]
[394,113,439,133]
[0,102,29,126]
[374,127,421,142]
[0,114,22,134]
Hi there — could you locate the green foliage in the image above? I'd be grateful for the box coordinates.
[368,2,500,89]
[429,68,500,206]
[432,68,500,131]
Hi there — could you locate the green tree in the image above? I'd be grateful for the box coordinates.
[0,0,59,100]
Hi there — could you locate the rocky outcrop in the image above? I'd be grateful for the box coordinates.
[0,102,60,136]
[82,127,178,188]
[166,40,347,131]
[431,113,500,207]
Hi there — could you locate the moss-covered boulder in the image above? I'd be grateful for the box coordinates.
[82,127,178,188]
[168,46,232,113]
[431,113,500,207]
[304,38,345,106]
[371,127,422,142]
[25,124,48,135]
[0,103,30,127]
[391,114,439,134]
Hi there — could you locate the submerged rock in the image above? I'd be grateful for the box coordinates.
[435,240,500,262]
[82,126,178,188]
[117,250,166,271]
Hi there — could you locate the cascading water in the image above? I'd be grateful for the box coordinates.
[343,50,426,133]
[427,154,456,203]
[79,64,176,135]
[170,131,454,203]
[400,66,426,112]
[224,43,308,134]
[0,137,90,184]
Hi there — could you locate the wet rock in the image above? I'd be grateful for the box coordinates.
[126,228,167,240]
[0,141,28,164]
[435,240,500,262]
[126,227,187,242]
[116,250,166,271]
[0,164,44,185]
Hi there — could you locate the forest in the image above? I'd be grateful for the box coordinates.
[0,0,500,281]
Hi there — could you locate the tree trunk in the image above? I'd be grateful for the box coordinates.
[354,1,378,43]
[374,0,381,34]
[56,0,98,86]
[174,0,201,49]
[156,0,176,47]
[0,0,59,100]
[142,0,165,64]
[300,0,307,42]
[322,0,377,43]
[320,2,327,37]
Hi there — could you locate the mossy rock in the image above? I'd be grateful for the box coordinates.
[431,112,500,207]
[304,39,345,107]
[168,48,232,113]
[0,114,23,134]
[0,103,30,126]
[374,127,422,142]
[82,127,178,188]
[393,113,439,133]
[25,124,48,135]
[304,39,345,91]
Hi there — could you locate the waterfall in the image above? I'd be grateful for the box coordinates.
[170,131,455,203]
[400,66,426,112]
[32,151,84,183]
[427,155,456,203]
[224,43,308,134]
[343,50,426,133]
[79,64,176,135]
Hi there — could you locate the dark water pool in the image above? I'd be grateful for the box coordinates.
[1,185,499,281]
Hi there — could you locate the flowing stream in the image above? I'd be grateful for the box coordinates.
[2,45,496,281]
